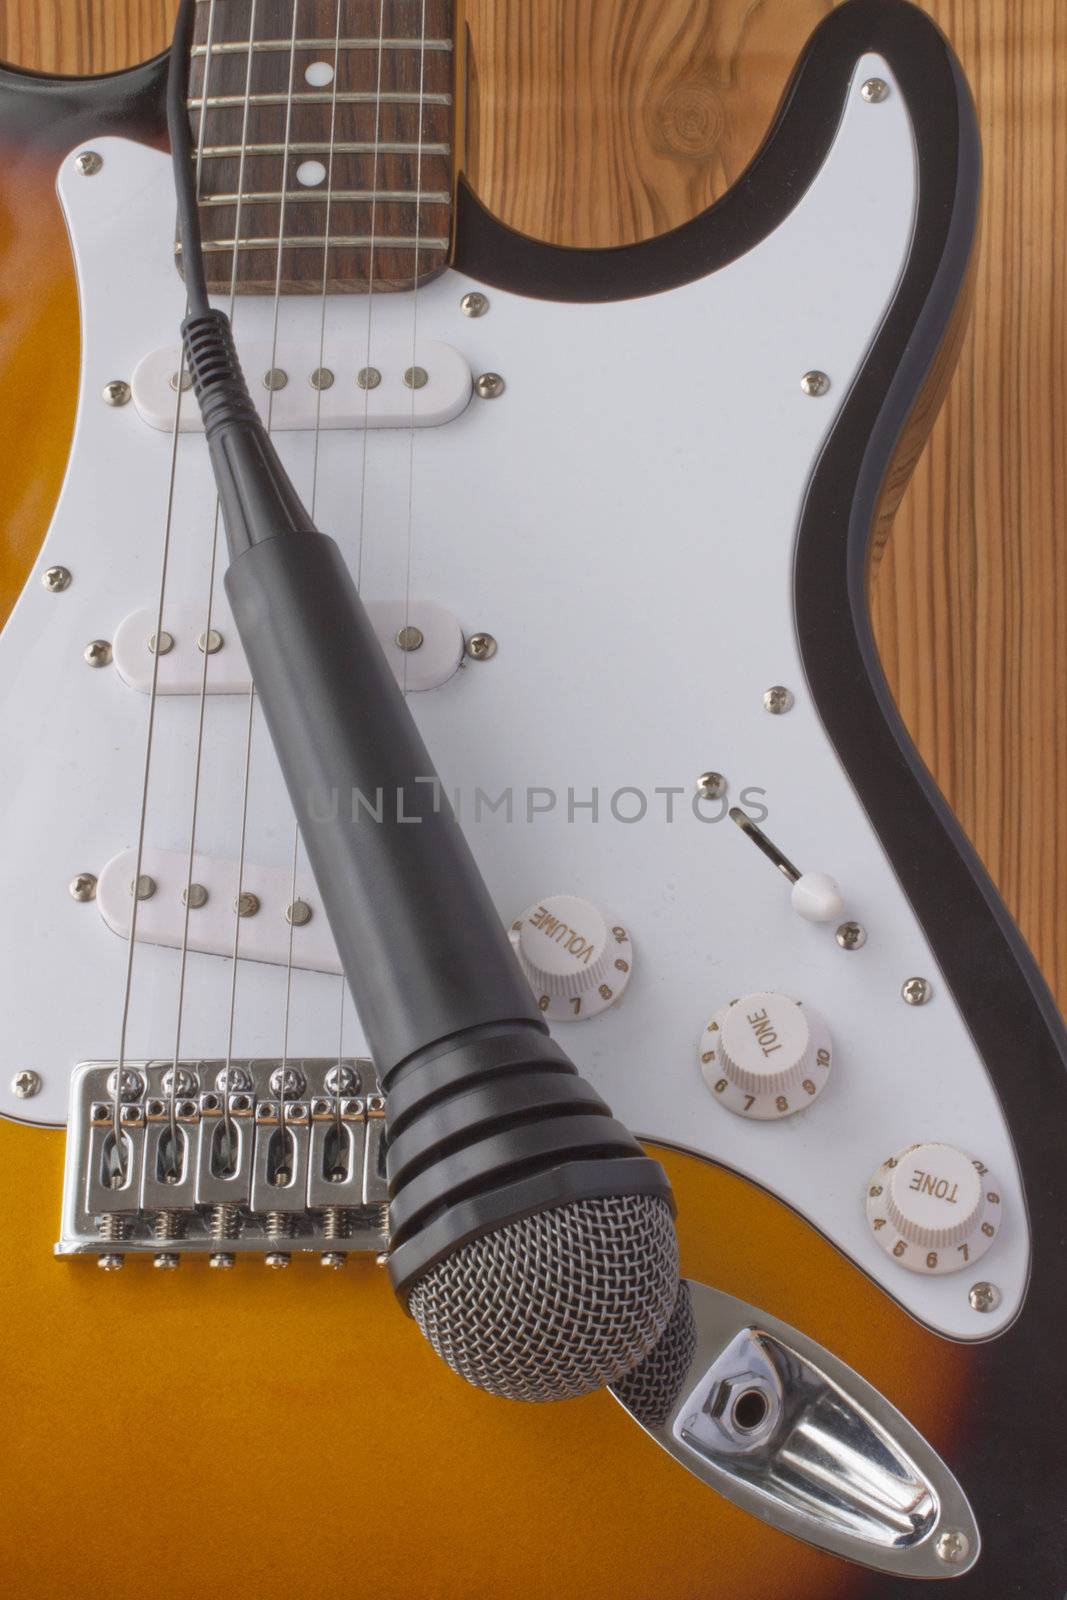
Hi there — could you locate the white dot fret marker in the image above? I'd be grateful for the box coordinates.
[304,61,334,88]
[296,160,327,188]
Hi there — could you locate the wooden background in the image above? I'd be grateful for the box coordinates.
[2,0,1064,1010]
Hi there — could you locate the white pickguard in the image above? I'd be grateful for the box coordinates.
[0,54,1028,1339]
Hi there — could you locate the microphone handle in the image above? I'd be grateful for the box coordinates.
[225,527,542,1073]
[186,310,673,1303]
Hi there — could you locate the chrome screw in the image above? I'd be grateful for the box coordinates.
[148,631,174,655]
[236,891,260,918]
[861,77,890,104]
[169,370,192,392]
[131,874,156,901]
[901,976,932,1005]
[324,1064,361,1096]
[356,366,381,390]
[935,1529,971,1566]
[460,291,489,317]
[97,1253,125,1272]
[800,370,831,397]
[264,1209,292,1269]
[270,1066,307,1098]
[403,366,429,389]
[215,1065,253,1093]
[181,883,209,910]
[102,380,131,407]
[11,1070,42,1099]
[474,372,505,400]
[395,625,424,652]
[309,367,335,390]
[208,1202,240,1269]
[263,368,288,391]
[75,150,103,176]
[42,565,72,592]
[69,872,98,902]
[197,629,223,655]
[465,632,497,661]
[697,771,726,800]
[107,1067,145,1100]
[161,1066,198,1096]
[763,685,794,714]
[286,899,313,927]
[152,1208,183,1270]
[969,1281,1001,1314]
[836,920,867,951]
[84,639,113,667]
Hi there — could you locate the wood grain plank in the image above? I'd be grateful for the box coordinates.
[2,0,1064,1009]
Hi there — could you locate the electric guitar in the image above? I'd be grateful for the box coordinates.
[0,2,1064,1595]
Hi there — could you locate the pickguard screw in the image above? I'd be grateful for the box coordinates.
[263,368,288,391]
[460,291,489,317]
[102,380,131,407]
[466,632,498,661]
[69,872,98,902]
[901,976,932,1005]
[697,772,726,800]
[84,639,112,667]
[474,372,505,400]
[861,77,890,103]
[286,899,313,927]
[309,367,334,390]
[148,631,174,655]
[75,150,103,176]
[357,366,382,390]
[236,891,260,918]
[800,370,831,397]
[836,920,867,951]
[181,883,209,910]
[131,874,156,901]
[42,565,72,592]
[198,629,224,655]
[403,366,429,389]
[935,1529,970,1566]
[11,1070,42,1099]
[969,1281,1001,1314]
[169,370,192,392]
[763,685,794,714]
[395,625,424,652]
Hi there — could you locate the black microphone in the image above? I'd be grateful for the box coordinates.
[168,0,678,1400]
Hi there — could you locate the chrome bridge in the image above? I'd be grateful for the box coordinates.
[57,1059,389,1269]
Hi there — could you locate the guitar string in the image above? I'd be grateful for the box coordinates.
[166,0,266,1166]
[110,0,220,1180]
[400,0,428,702]
[304,0,348,1149]
[162,0,264,1177]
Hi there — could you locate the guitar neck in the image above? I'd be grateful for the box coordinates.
[184,0,456,294]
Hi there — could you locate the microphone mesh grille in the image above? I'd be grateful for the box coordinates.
[610,1279,697,1426]
[407,1194,678,1401]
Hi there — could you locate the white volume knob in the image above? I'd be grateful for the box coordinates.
[865,1142,1003,1274]
[509,895,633,1021]
[699,992,832,1119]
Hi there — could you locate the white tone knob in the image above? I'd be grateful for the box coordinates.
[865,1142,1003,1275]
[790,871,844,923]
[509,895,633,1021]
[699,992,832,1119]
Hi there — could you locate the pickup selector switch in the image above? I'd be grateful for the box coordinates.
[865,1142,1002,1274]
[700,992,832,1119]
[509,895,633,1021]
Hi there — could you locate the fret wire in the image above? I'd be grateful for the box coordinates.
[191,38,453,54]
[199,189,451,205]
[177,235,451,252]
[195,140,450,156]
[188,90,452,108]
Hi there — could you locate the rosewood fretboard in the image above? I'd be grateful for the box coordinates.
[184,0,456,294]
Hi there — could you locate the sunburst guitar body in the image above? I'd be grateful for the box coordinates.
[0,2,1064,1596]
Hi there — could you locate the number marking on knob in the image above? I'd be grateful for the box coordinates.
[509,894,633,1021]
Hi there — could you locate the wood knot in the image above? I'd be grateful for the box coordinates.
[652,79,725,160]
